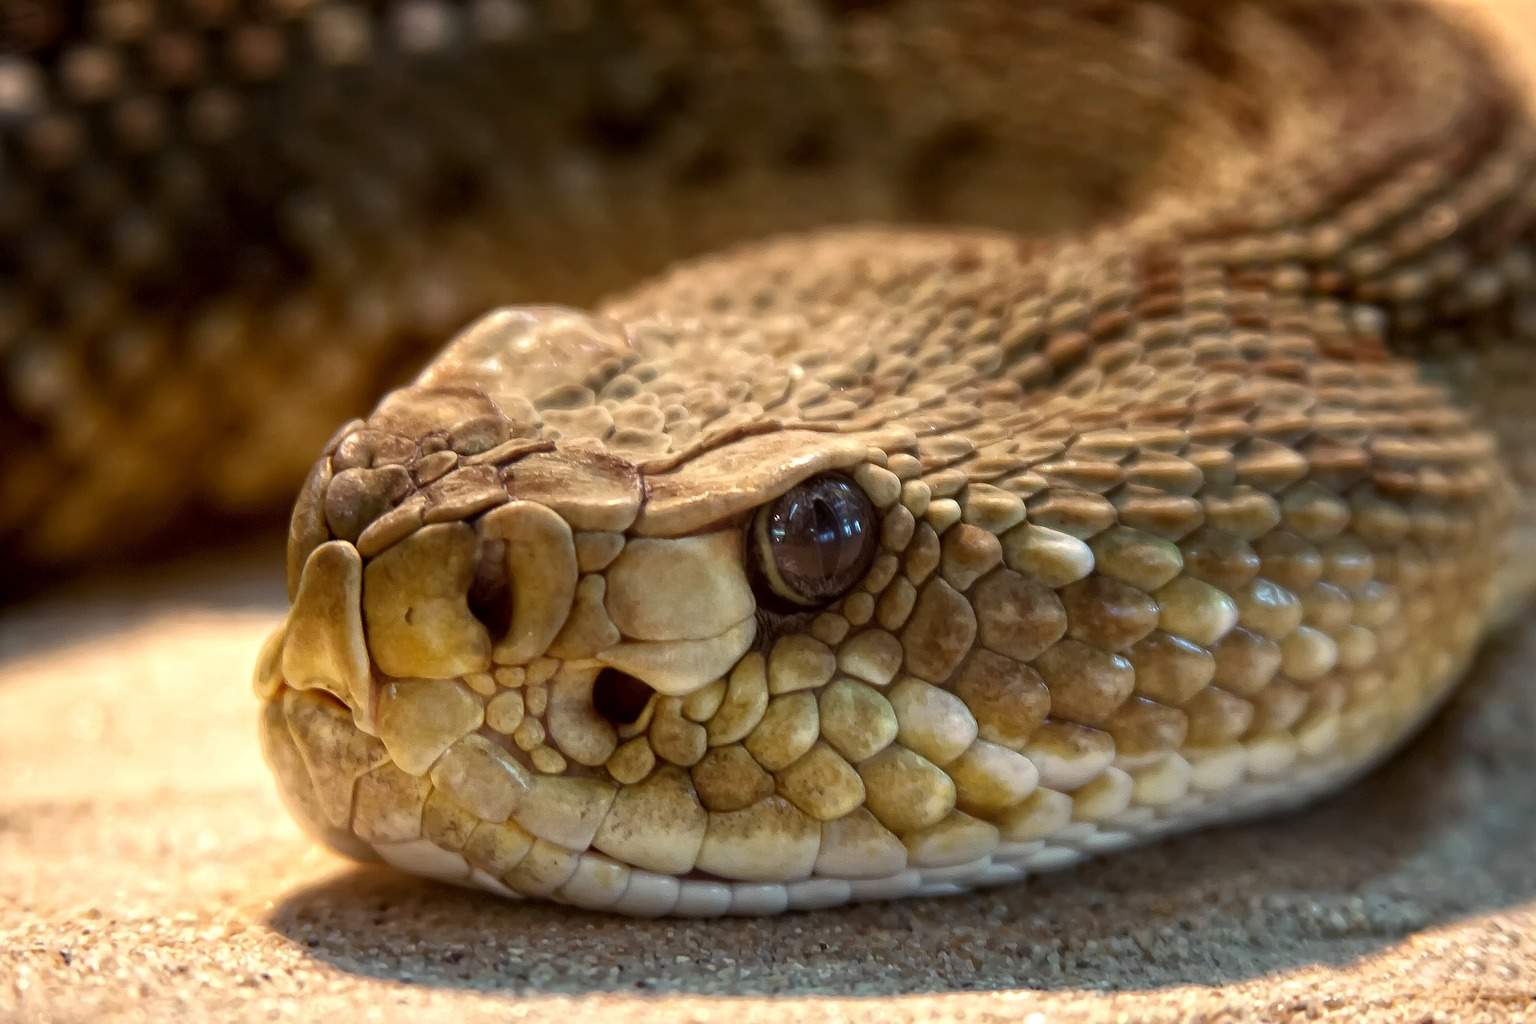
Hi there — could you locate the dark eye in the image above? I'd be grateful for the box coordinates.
[750,473,878,610]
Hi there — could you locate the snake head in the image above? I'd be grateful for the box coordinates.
[259,305,947,903]
[255,238,1490,912]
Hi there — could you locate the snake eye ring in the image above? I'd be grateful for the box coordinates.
[748,472,878,611]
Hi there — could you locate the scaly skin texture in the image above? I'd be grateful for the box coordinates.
[4,0,1260,563]
[11,0,1531,567]
[14,0,1536,912]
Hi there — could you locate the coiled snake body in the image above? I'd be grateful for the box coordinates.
[10,1,1536,914]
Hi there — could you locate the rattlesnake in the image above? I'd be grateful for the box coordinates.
[10,1,1536,915]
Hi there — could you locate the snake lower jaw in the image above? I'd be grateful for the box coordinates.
[259,656,1472,916]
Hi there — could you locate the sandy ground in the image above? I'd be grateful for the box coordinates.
[0,538,1534,1023]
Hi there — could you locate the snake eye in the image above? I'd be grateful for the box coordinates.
[750,473,878,610]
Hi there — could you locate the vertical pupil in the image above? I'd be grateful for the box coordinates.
[811,495,837,575]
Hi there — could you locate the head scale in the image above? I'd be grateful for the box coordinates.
[264,304,932,901]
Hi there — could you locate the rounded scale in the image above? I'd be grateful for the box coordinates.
[749,473,879,611]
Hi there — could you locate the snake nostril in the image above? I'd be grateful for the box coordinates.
[467,539,513,637]
[592,668,656,727]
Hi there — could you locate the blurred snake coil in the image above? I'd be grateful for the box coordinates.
[7,1,1536,914]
